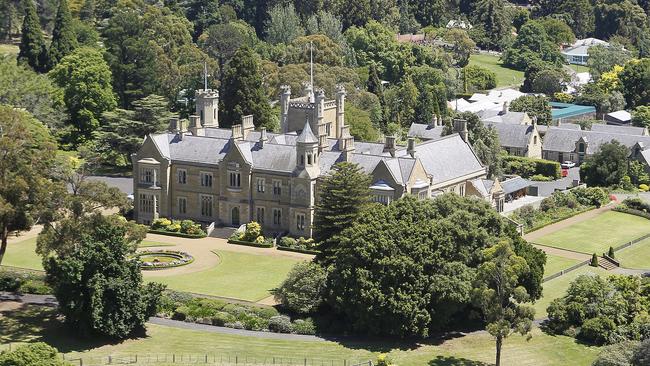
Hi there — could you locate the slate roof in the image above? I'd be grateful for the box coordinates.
[561,38,609,57]
[483,111,529,125]
[296,122,318,143]
[395,134,485,183]
[590,123,646,136]
[501,177,531,195]
[484,122,533,149]
[407,123,445,140]
[542,127,650,154]
[606,110,632,123]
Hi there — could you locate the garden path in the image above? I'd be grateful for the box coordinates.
[531,246,590,262]
[140,234,313,278]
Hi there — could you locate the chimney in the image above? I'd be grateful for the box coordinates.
[407,137,416,158]
[188,115,204,136]
[168,117,179,132]
[241,115,254,139]
[231,124,243,141]
[259,127,268,147]
[460,120,468,143]
[384,135,396,157]
[336,85,346,138]
[177,119,188,140]
[280,85,291,133]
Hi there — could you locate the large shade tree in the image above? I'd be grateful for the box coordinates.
[0,106,57,264]
[324,194,545,337]
[580,140,630,187]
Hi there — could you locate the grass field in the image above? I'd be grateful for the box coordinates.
[2,238,176,271]
[544,254,581,278]
[146,250,302,302]
[0,43,18,56]
[534,211,650,254]
[0,305,601,366]
[533,266,610,319]
[468,54,525,88]
[616,237,650,269]
[568,64,589,73]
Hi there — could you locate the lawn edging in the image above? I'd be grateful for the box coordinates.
[276,246,320,255]
[227,239,274,248]
[524,206,596,234]
[612,206,650,220]
[149,229,206,239]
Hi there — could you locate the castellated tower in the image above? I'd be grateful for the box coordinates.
[195,89,219,128]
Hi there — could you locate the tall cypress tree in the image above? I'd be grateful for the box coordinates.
[47,0,77,70]
[17,0,48,72]
[220,46,274,130]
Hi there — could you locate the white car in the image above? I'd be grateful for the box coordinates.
[561,161,576,169]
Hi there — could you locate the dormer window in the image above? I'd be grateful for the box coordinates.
[578,142,585,153]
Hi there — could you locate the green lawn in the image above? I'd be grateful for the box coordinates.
[146,250,302,302]
[2,237,175,271]
[568,64,589,73]
[544,254,581,278]
[616,237,650,269]
[3,238,43,270]
[0,44,18,57]
[0,305,601,366]
[533,266,610,319]
[534,211,650,254]
[468,53,525,88]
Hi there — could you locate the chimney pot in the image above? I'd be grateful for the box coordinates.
[407,137,416,158]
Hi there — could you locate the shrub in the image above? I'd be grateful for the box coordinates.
[241,314,269,331]
[591,253,599,267]
[462,65,497,90]
[633,339,650,365]
[292,318,316,335]
[530,174,553,181]
[580,317,617,345]
[571,187,609,207]
[273,262,327,315]
[592,340,638,366]
[151,218,172,230]
[640,184,649,192]
[19,279,52,295]
[0,271,22,292]
[0,342,69,366]
[167,222,181,232]
[608,247,615,258]
[623,197,650,212]
[254,236,265,245]
[172,306,189,321]
[268,315,292,333]
[279,237,297,248]
[503,156,560,179]
[211,311,236,326]
[242,222,262,242]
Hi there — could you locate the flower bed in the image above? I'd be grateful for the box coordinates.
[277,237,320,255]
[157,291,316,335]
[150,218,206,238]
[134,250,194,270]
[228,222,274,248]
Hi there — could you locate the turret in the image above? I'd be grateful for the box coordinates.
[195,89,219,127]
[296,120,320,176]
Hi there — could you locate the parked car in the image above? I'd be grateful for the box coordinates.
[561,161,576,169]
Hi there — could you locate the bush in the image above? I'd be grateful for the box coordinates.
[291,318,316,335]
[0,342,69,366]
[462,65,497,91]
[211,311,236,326]
[172,306,189,321]
[640,184,649,192]
[0,270,51,294]
[571,187,609,207]
[580,317,617,345]
[591,253,599,267]
[242,222,262,242]
[268,315,292,333]
[279,237,297,248]
[530,174,553,181]
[151,218,172,230]
[19,280,52,295]
[623,197,650,212]
[272,262,327,315]
[151,218,205,237]
[502,155,560,179]
[608,247,615,258]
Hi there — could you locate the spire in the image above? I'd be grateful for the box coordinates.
[296,120,318,144]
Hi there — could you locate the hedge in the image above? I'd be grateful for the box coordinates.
[524,206,596,234]
[276,246,321,255]
[148,229,206,239]
[612,206,650,220]
[503,155,561,179]
[227,239,274,248]
[0,268,51,295]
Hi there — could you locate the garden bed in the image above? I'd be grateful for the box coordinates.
[276,246,320,255]
[148,229,206,239]
[149,218,206,238]
[134,250,194,270]
[227,239,274,248]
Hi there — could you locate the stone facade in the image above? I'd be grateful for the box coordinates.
[133,88,489,237]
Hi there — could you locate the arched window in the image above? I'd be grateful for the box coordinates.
[578,143,585,153]
[307,154,312,165]
[300,155,304,166]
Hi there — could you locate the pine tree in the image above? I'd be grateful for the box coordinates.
[17,0,48,72]
[313,162,372,264]
[47,0,77,70]
[79,0,95,22]
[220,46,275,130]
[367,63,383,98]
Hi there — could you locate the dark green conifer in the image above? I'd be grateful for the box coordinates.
[17,0,48,72]
[47,0,77,70]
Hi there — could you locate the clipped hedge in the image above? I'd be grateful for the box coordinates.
[277,246,320,255]
[227,239,274,248]
[613,206,650,220]
[503,155,561,179]
[0,268,52,294]
[149,229,206,239]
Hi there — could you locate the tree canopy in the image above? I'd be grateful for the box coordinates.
[580,140,630,187]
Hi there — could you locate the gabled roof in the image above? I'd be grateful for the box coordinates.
[606,110,632,123]
[407,123,445,140]
[395,134,485,183]
[501,177,531,194]
[591,123,645,135]
[484,122,534,149]
[542,127,650,154]
[483,111,529,125]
